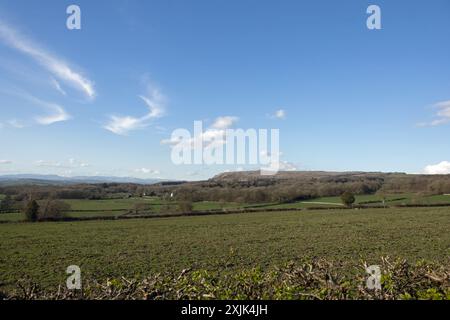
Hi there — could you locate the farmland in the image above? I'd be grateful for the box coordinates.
[0,206,449,294]
[0,197,248,221]
[2,193,450,222]
[1,180,450,299]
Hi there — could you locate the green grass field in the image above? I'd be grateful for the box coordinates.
[2,193,450,223]
[256,194,450,209]
[61,198,245,212]
[0,198,250,222]
[65,199,130,210]
[0,212,24,222]
[0,206,449,293]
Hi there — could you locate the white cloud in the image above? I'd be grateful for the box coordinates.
[36,160,62,167]
[104,84,166,135]
[211,116,239,129]
[262,160,298,172]
[418,100,450,127]
[134,168,160,175]
[68,158,89,168]
[267,109,286,120]
[3,91,71,126]
[0,160,12,164]
[35,102,71,125]
[161,116,239,149]
[273,109,286,119]
[36,158,89,168]
[260,160,298,175]
[103,115,148,136]
[259,150,297,173]
[24,95,71,125]
[0,22,95,99]
[424,161,450,175]
[139,90,165,119]
[278,160,298,171]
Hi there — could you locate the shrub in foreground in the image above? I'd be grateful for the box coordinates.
[2,257,449,300]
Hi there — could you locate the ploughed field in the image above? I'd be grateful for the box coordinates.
[0,206,449,293]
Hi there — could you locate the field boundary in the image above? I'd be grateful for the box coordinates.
[2,202,450,224]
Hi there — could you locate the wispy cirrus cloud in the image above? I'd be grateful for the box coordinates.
[8,90,71,125]
[1,88,70,126]
[104,84,166,135]
[418,100,450,127]
[104,115,147,136]
[35,107,70,125]
[0,22,95,99]
[32,98,71,125]
[50,77,67,96]
[139,89,165,118]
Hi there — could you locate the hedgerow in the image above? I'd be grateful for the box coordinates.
[3,257,448,300]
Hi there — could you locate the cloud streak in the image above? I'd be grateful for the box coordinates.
[34,100,71,125]
[104,84,166,135]
[51,78,67,96]
[35,158,89,168]
[418,100,450,127]
[20,92,71,125]
[2,89,71,126]
[0,22,95,99]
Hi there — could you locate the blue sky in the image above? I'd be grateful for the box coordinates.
[0,0,449,180]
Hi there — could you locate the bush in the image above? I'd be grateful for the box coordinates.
[132,202,152,215]
[341,191,356,207]
[178,201,193,213]
[38,200,70,221]
[24,200,39,222]
[0,195,14,213]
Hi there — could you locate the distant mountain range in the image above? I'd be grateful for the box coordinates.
[0,174,165,185]
[1,170,447,187]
